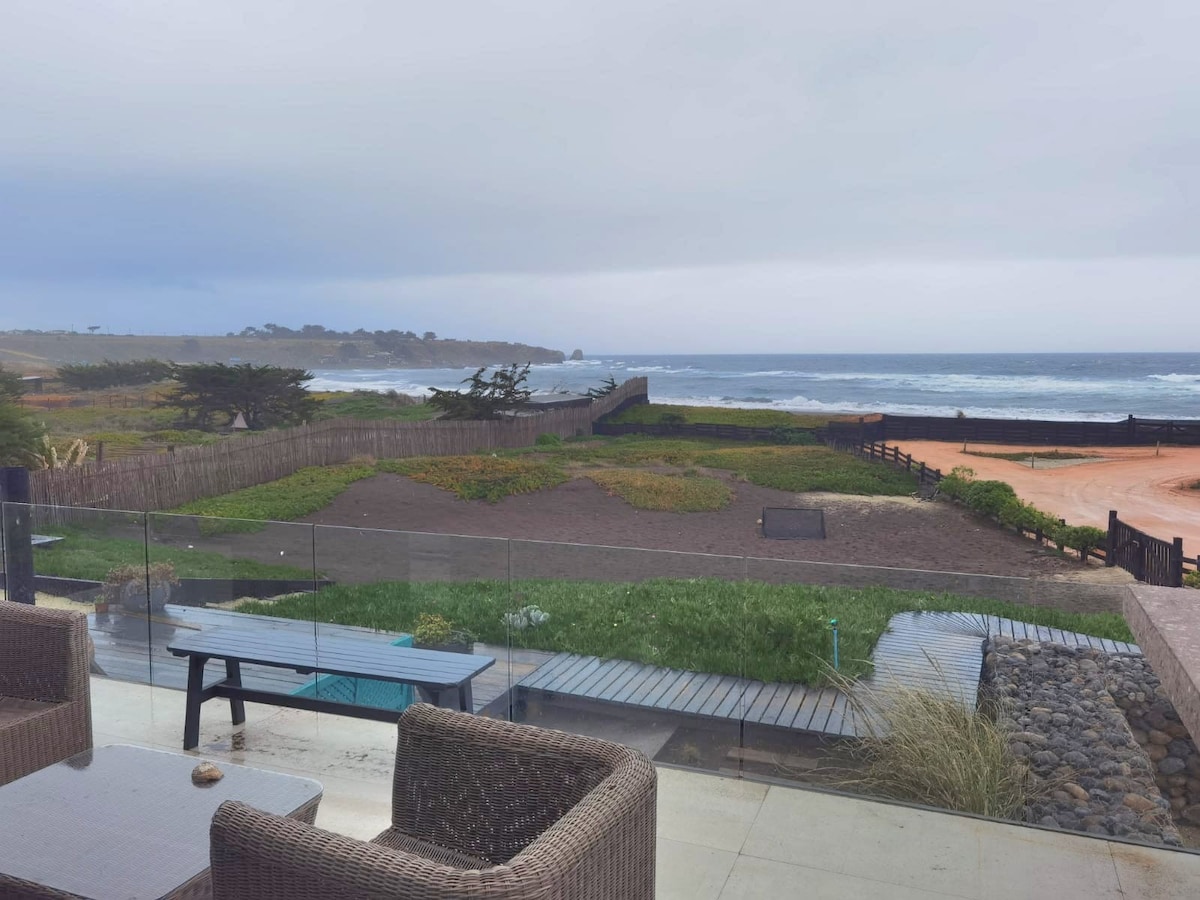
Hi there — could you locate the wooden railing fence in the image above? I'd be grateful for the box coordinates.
[824,435,1199,586]
[821,436,944,488]
[1105,511,1186,587]
[26,379,648,512]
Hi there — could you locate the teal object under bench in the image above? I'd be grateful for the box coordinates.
[289,633,416,712]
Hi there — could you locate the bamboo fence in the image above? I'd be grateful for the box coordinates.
[27,379,648,512]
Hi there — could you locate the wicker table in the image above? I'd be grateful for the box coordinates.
[0,744,322,900]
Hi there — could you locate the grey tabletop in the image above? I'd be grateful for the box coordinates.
[0,744,322,900]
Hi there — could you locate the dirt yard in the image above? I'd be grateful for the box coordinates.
[894,441,1200,557]
[298,471,1116,580]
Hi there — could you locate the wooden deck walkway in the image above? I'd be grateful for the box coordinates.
[87,605,552,714]
[514,612,1141,738]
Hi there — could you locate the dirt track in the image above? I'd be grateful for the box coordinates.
[894,441,1200,556]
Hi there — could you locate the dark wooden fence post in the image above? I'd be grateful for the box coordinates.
[1105,510,1117,567]
[1171,537,1185,587]
[0,467,35,604]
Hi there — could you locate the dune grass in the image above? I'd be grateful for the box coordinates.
[586,470,733,511]
[235,579,1132,685]
[831,672,1043,817]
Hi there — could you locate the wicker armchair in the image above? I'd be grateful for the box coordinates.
[0,602,93,786]
[211,703,657,899]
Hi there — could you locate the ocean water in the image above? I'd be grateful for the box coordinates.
[310,353,1200,422]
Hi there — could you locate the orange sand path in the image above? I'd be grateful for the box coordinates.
[892,441,1200,558]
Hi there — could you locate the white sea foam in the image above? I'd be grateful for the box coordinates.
[649,393,1129,422]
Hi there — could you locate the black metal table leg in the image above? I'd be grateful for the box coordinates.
[183,655,207,750]
[225,659,246,726]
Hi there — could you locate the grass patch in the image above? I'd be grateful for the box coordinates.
[696,446,918,495]
[314,391,437,422]
[832,674,1043,817]
[377,456,568,503]
[236,579,1132,684]
[31,404,179,435]
[608,403,842,429]
[171,463,378,531]
[32,531,313,582]
[586,470,732,511]
[964,450,1099,462]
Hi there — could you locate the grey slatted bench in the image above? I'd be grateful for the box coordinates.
[167,626,495,750]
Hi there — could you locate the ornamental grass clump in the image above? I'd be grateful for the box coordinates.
[832,666,1044,819]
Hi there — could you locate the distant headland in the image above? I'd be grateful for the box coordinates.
[0,324,566,372]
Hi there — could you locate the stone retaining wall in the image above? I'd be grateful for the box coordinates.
[987,636,1182,845]
[1106,655,1200,824]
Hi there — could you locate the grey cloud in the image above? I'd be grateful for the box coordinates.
[1,1,1197,348]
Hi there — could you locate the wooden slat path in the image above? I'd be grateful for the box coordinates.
[515,612,1142,738]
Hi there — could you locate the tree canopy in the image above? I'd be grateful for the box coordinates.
[159,363,318,430]
[427,363,532,419]
[57,359,172,390]
[0,364,41,465]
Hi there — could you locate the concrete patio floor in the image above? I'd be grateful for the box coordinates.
[91,676,1200,899]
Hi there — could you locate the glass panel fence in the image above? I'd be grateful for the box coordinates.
[741,556,860,790]
[145,514,318,700]
[507,540,748,777]
[310,526,512,751]
[4,502,154,685]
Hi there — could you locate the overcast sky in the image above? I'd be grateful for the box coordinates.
[2,1,1197,353]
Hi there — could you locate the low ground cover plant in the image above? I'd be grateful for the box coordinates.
[236,579,1132,685]
[607,403,842,430]
[378,455,568,503]
[172,463,377,529]
[586,470,732,511]
[695,445,917,495]
[963,449,1098,462]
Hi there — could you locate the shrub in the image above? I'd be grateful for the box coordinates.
[768,426,817,445]
[963,480,1019,518]
[938,465,975,500]
[1184,571,1200,589]
[535,433,563,447]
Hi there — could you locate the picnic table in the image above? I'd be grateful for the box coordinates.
[168,626,495,750]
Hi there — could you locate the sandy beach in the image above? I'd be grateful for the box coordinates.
[892,441,1200,557]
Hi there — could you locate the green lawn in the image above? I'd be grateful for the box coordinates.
[32,531,313,581]
[235,579,1132,684]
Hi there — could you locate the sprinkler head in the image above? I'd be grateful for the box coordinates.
[829,618,838,627]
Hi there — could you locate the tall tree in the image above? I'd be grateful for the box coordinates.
[0,364,41,465]
[160,363,318,430]
[427,363,532,419]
